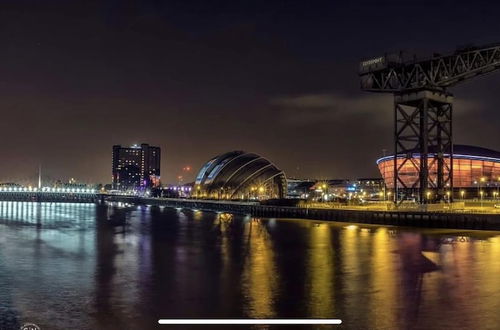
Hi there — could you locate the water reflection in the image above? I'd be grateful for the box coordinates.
[370,228,398,329]
[307,223,334,318]
[94,204,127,329]
[214,213,233,275]
[0,203,500,329]
[241,218,278,319]
[0,251,20,329]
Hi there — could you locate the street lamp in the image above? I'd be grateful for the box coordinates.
[497,176,500,199]
[474,180,478,197]
[477,177,487,203]
[426,190,431,202]
[321,184,327,202]
[460,190,465,200]
[258,186,265,200]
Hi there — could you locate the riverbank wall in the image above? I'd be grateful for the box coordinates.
[105,196,500,231]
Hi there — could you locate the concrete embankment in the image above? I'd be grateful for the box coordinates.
[105,196,500,231]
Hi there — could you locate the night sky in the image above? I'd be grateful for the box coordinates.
[1,0,500,185]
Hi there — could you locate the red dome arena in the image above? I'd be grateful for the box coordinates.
[377,145,500,191]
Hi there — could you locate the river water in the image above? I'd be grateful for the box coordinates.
[0,202,499,330]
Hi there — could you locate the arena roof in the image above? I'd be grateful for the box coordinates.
[376,144,500,164]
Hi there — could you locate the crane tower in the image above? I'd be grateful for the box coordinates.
[359,43,500,203]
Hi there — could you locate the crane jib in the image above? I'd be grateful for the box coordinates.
[359,43,500,91]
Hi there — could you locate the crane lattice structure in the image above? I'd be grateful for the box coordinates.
[359,43,500,203]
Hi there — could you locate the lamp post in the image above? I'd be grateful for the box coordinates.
[258,186,265,200]
[480,190,484,209]
[426,190,431,202]
[460,190,465,200]
[321,184,327,202]
[474,180,478,200]
[497,177,500,200]
[478,177,486,207]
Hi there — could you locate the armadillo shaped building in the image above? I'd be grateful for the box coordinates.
[194,151,287,200]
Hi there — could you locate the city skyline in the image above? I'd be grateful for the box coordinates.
[1,1,500,184]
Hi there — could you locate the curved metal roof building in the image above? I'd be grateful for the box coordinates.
[193,151,287,199]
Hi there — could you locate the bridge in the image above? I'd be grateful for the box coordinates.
[0,187,99,203]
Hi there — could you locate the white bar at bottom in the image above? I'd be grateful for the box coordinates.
[158,319,342,325]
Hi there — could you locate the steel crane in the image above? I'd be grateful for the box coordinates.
[359,43,500,203]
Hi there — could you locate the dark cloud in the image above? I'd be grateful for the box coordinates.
[272,93,392,126]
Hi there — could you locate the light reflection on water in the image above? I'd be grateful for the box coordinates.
[0,202,499,329]
[241,218,278,319]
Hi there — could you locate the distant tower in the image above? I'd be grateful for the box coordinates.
[38,164,42,189]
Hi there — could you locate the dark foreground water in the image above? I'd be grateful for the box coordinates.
[0,202,500,330]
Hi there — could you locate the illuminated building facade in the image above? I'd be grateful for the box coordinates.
[287,178,315,198]
[377,145,500,192]
[155,184,193,198]
[193,151,287,200]
[112,144,161,190]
